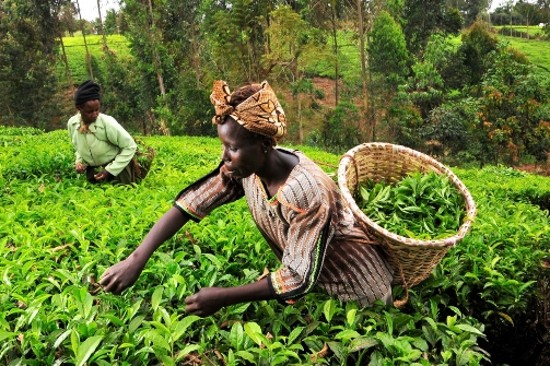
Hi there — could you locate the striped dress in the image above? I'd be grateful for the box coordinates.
[174,149,393,306]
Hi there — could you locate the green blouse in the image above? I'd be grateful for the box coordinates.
[67,113,137,177]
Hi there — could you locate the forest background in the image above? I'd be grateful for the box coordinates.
[1,0,550,169]
[2,1,550,364]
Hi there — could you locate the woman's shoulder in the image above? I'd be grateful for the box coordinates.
[96,113,118,125]
[67,114,80,128]
[277,152,336,212]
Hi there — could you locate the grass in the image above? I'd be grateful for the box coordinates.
[498,35,550,70]
[494,24,547,38]
[58,34,132,83]
[58,28,549,88]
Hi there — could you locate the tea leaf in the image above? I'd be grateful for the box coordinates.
[346,309,357,327]
[143,329,171,351]
[349,337,378,352]
[175,344,201,361]
[53,329,71,349]
[151,286,164,311]
[334,329,361,341]
[234,350,256,363]
[75,335,103,366]
[172,315,201,343]
[244,322,264,346]
[287,326,304,345]
[230,322,245,349]
[323,299,337,323]
[455,324,485,336]
[0,330,16,343]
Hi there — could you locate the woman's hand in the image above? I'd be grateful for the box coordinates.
[99,257,145,295]
[94,169,111,181]
[185,287,228,317]
[75,162,87,173]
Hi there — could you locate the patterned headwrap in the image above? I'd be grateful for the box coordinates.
[210,80,287,140]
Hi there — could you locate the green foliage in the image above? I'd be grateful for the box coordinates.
[422,98,480,162]
[402,0,463,55]
[320,101,362,153]
[0,0,63,129]
[459,20,500,86]
[497,35,550,70]
[60,35,132,83]
[202,0,272,83]
[384,91,424,148]
[429,165,550,363]
[369,11,410,88]
[263,5,310,78]
[304,30,362,87]
[9,128,546,363]
[477,48,550,165]
[357,172,465,239]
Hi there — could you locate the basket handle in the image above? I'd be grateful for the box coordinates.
[340,153,360,194]
[392,265,410,307]
[383,243,410,308]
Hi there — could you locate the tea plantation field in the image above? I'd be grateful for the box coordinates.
[1,126,549,365]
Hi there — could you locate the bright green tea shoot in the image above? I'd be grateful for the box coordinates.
[357,171,465,239]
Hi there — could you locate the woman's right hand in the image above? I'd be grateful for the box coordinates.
[75,162,87,173]
[99,257,145,295]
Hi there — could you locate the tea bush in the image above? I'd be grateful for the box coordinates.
[1,127,548,365]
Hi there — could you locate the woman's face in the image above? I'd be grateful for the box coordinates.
[217,118,266,179]
[78,99,100,124]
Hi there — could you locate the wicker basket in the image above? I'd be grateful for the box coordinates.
[338,143,477,299]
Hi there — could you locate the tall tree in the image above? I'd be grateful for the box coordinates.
[0,0,66,129]
[122,0,172,134]
[403,0,463,55]
[353,0,385,140]
[459,20,499,87]
[368,10,410,139]
[264,5,319,143]
[202,0,275,84]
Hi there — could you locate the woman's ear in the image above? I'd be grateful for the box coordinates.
[260,139,272,153]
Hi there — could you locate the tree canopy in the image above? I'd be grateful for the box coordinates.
[1,0,549,167]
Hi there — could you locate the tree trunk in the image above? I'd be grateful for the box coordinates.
[59,36,73,87]
[356,0,368,139]
[75,0,94,81]
[145,0,170,135]
[330,5,339,106]
[298,94,303,144]
[96,0,109,51]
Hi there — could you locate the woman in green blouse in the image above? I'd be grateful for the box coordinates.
[67,80,140,184]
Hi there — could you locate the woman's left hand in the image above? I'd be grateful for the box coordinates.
[185,287,227,317]
[94,169,111,181]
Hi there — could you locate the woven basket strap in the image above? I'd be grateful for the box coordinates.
[393,269,410,308]
[382,239,410,307]
[339,153,380,246]
[340,154,359,193]
[312,160,338,169]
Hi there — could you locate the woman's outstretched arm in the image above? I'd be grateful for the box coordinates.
[100,206,189,294]
[184,277,275,317]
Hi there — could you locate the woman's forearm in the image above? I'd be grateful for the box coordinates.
[185,277,276,316]
[130,206,189,265]
[221,277,274,305]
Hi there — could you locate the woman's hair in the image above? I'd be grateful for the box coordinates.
[75,80,101,106]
